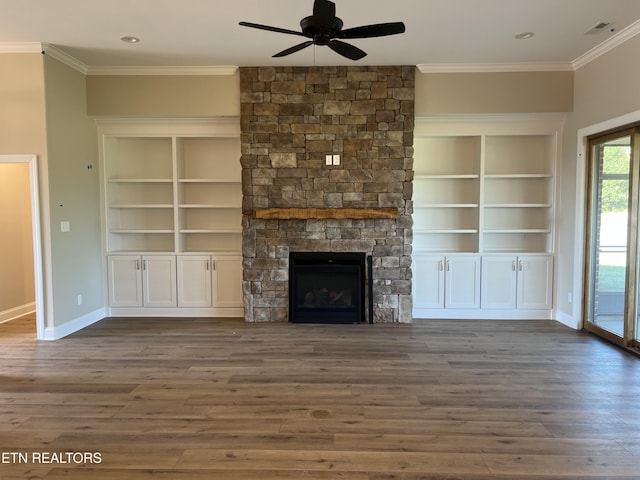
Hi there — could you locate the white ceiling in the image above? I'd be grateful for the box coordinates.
[2,0,640,71]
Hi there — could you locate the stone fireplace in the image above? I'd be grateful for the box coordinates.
[240,66,414,323]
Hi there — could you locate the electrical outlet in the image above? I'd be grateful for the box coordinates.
[325,154,333,166]
[77,294,82,305]
[332,154,341,165]
[60,221,70,233]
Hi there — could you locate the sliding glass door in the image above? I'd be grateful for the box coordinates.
[585,128,639,349]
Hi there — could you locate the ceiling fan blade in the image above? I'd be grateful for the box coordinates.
[338,22,406,39]
[313,0,336,23]
[328,40,367,60]
[273,41,314,57]
[239,21,304,37]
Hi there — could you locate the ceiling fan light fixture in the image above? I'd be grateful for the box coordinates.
[514,32,534,40]
[120,36,141,44]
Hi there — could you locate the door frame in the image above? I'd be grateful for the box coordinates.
[0,155,45,339]
[575,111,640,350]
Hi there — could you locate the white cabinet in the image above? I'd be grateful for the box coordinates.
[516,255,554,309]
[211,255,243,308]
[413,254,480,310]
[481,255,553,310]
[413,255,445,309]
[107,255,176,308]
[176,255,243,308]
[177,255,212,307]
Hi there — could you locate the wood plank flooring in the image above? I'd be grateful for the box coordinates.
[0,314,639,479]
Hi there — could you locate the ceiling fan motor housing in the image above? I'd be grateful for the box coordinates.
[301,15,343,45]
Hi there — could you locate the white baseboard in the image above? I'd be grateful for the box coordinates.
[42,308,106,340]
[555,309,581,330]
[107,306,243,317]
[0,302,35,324]
[413,308,553,320]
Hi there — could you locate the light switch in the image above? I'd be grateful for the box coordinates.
[332,154,340,165]
[325,154,333,166]
[60,221,70,232]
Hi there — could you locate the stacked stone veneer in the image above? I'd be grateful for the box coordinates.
[240,66,414,323]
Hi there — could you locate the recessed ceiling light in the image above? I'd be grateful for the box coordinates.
[514,32,534,40]
[120,36,141,44]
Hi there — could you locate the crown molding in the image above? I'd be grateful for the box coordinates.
[572,18,640,70]
[41,43,89,74]
[417,63,573,73]
[86,65,239,75]
[0,42,43,53]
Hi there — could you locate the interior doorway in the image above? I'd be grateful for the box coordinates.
[584,127,640,350]
[0,155,44,338]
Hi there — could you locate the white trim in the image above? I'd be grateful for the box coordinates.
[572,18,640,70]
[555,309,579,330]
[86,65,238,76]
[42,308,105,340]
[94,116,241,137]
[0,303,35,324]
[107,307,243,317]
[415,113,566,136]
[0,155,46,340]
[413,309,553,320]
[0,42,43,54]
[573,109,640,334]
[41,43,89,74]
[417,63,573,73]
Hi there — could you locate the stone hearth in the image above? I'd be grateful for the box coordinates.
[240,66,414,323]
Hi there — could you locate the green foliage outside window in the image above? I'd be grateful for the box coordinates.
[601,145,630,213]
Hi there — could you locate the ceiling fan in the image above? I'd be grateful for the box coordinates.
[239,0,405,60]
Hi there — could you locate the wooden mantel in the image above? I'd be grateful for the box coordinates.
[254,207,398,220]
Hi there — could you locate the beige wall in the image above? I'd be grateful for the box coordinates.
[415,70,573,114]
[0,54,50,326]
[556,33,640,322]
[0,164,34,315]
[44,55,103,326]
[86,73,240,116]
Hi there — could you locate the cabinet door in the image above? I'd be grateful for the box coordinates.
[517,255,553,309]
[107,255,142,307]
[142,256,177,307]
[212,256,243,308]
[412,255,445,309]
[177,255,212,307]
[481,255,517,309]
[445,255,480,309]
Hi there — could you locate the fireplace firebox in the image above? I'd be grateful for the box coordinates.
[289,252,366,324]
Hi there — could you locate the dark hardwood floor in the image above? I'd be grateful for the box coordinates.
[0,314,639,479]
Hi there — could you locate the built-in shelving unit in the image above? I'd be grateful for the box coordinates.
[413,135,481,253]
[413,125,557,254]
[412,115,563,319]
[97,118,243,317]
